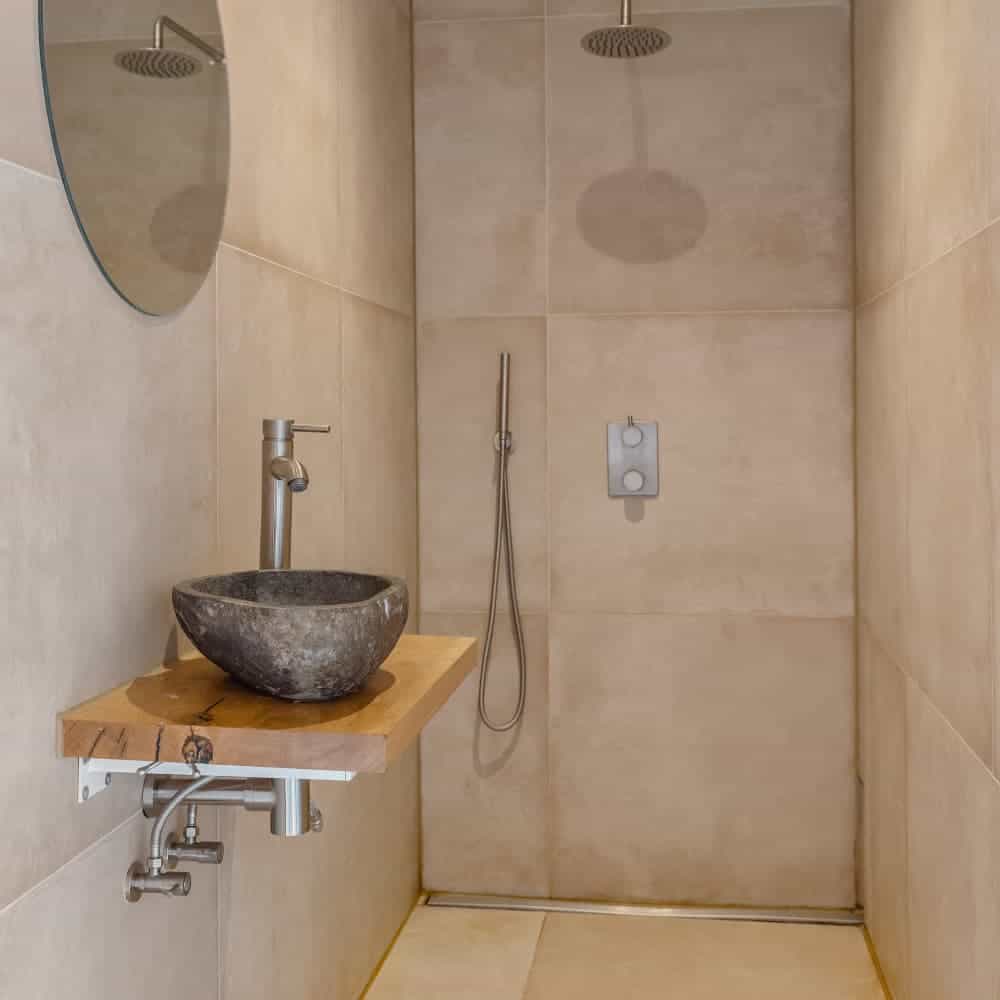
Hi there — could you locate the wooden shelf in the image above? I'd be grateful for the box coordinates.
[61,635,477,775]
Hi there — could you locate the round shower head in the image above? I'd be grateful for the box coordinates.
[581,24,671,59]
[114,48,202,79]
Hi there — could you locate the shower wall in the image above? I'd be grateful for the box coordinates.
[1,3,419,999]
[856,3,1000,998]
[415,1,856,906]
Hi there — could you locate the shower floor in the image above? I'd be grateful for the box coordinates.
[365,903,885,999]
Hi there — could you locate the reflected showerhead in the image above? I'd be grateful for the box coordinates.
[582,0,670,59]
[114,47,202,79]
[582,25,671,59]
[114,16,224,80]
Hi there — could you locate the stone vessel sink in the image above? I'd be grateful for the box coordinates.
[172,570,408,702]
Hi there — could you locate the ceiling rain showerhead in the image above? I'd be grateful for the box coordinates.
[115,48,201,79]
[115,15,224,80]
[582,0,671,59]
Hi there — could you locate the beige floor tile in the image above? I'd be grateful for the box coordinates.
[418,318,548,614]
[217,245,344,571]
[415,19,546,320]
[523,914,883,1000]
[421,612,550,897]
[342,294,418,589]
[549,613,856,907]
[906,681,1000,1000]
[366,906,545,999]
[549,312,854,619]
[547,8,852,314]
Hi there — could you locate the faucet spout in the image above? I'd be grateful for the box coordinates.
[270,456,309,493]
[260,418,330,570]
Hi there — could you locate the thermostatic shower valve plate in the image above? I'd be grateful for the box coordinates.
[608,420,659,498]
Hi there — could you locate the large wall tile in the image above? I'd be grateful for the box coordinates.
[219,0,341,284]
[549,613,856,907]
[217,246,344,571]
[902,0,992,276]
[903,233,993,765]
[0,163,217,906]
[0,813,218,1000]
[991,4,1000,222]
[419,318,548,613]
[906,683,1000,1000]
[860,626,910,1000]
[550,0,848,12]
[415,19,546,320]
[3,0,58,177]
[547,8,852,314]
[857,288,908,669]
[415,0,542,20]
[853,0,911,304]
[339,0,415,316]
[43,0,221,43]
[221,751,420,1000]
[342,294,418,590]
[421,612,549,897]
[549,312,854,618]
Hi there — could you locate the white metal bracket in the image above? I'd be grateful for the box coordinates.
[76,757,356,804]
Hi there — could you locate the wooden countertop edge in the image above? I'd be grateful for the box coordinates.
[59,635,479,775]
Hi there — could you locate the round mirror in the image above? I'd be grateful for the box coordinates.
[39,1,230,316]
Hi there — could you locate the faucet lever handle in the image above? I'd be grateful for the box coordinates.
[292,423,331,434]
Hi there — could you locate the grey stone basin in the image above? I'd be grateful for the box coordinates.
[172,570,409,702]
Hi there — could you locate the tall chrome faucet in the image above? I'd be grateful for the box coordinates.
[260,418,331,570]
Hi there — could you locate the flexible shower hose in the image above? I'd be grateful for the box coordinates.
[477,383,528,733]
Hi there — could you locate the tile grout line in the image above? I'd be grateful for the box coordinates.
[425,307,852,322]
[863,613,1000,795]
[415,1,848,27]
[0,155,59,184]
[217,242,414,322]
[0,809,142,920]
[857,213,1000,314]
[543,0,557,906]
[425,607,855,622]
[520,911,549,999]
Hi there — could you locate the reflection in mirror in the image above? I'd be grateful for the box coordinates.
[39,1,230,316]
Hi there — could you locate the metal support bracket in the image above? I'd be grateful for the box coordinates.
[77,757,355,804]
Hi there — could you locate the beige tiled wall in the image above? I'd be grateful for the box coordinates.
[856,3,1000,998]
[415,1,855,906]
[1,0,220,988]
[2,1,419,998]
[217,1,420,998]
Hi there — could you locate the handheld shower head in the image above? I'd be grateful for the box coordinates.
[582,0,671,59]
